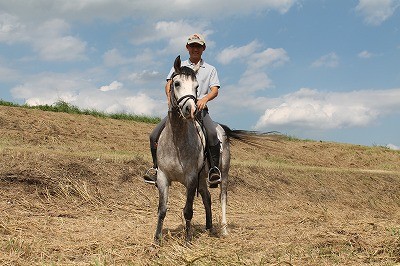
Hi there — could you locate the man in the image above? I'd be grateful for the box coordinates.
[144,33,221,187]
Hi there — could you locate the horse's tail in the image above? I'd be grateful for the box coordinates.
[218,123,280,146]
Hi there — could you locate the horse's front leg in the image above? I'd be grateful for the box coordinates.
[154,172,169,245]
[198,176,212,231]
[183,178,197,244]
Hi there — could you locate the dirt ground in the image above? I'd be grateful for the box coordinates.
[1,105,399,265]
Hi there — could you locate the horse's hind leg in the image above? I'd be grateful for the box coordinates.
[220,173,228,236]
[154,175,169,245]
[183,180,197,243]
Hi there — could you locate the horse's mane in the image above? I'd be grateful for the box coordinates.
[177,66,197,81]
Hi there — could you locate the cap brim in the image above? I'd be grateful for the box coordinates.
[187,41,205,45]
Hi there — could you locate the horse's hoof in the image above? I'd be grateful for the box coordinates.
[153,237,162,247]
[185,235,192,244]
[205,225,213,233]
[184,239,193,247]
[185,232,193,245]
[149,243,159,252]
[221,226,229,237]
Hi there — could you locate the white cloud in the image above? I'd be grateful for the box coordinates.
[386,143,400,150]
[131,20,189,45]
[311,52,339,68]
[131,20,213,57]
[249,48,290,69]
[128,70,163,84]
[10,72,164,116]
[358,50,373,58]
[217,43,289,68]
[73,90,162,116]
[1,1,297,65]
[216,41,289,109]
[0,13,28,44]
[191,0,297,15]
[33,19,87,61]
[103,49,133,67]
[238,71,274,93]
[356,0,400,26]
[216,41,262,65]
[103,48,160,71]
[121,93,159,115]
[216,41,289,90]
[0,0,298,64]
[0,1,298,22]
[74,91,160,115]
[0,15,87,62]
[132,49,158,67]
[36,35,87,61]
[0,65,19,82]
[10,73,89,105]
[254,88,400,130]
[99,81,123,92]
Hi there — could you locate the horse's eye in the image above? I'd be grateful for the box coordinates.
[174,81,180,87]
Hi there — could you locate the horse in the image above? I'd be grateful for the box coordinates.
[154,55,257,244]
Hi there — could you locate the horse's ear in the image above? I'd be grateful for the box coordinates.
[174,55,181,74]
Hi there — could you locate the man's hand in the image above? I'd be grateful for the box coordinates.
[197,97,208,110]
[197,86,219,110]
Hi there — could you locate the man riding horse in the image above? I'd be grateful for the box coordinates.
[144,33,222,187]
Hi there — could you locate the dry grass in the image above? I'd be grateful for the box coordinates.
[0,105,399,265]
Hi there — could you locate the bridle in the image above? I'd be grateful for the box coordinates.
[170,72,198,117]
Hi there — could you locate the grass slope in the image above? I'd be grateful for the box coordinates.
[0,105,399,265]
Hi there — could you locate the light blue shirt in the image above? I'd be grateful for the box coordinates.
[167,59,220,99]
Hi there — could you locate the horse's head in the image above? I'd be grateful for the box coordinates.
[170,55,199,119]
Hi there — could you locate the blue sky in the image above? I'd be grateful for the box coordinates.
[1,0,399,149]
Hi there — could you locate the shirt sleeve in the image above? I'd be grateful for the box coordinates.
[209,67,220,89]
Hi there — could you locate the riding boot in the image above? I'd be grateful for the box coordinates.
[144,148,157,185]
[208,142,221,188]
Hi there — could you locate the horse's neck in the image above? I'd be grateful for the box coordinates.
[166,111,195,141]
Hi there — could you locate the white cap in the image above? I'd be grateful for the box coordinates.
[187,33,205,46]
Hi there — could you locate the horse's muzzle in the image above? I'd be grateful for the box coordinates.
[182,102,196,119]
[176,94,197,119]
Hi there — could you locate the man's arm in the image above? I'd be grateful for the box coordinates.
[197,86,219,110]
[165,79,172,106]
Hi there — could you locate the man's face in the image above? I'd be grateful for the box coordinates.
[186,43,205,61]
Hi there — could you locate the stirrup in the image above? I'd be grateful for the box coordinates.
[143,167,157,185]
[208,166,221,186]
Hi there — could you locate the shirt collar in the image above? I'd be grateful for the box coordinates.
[189,59,205,68]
